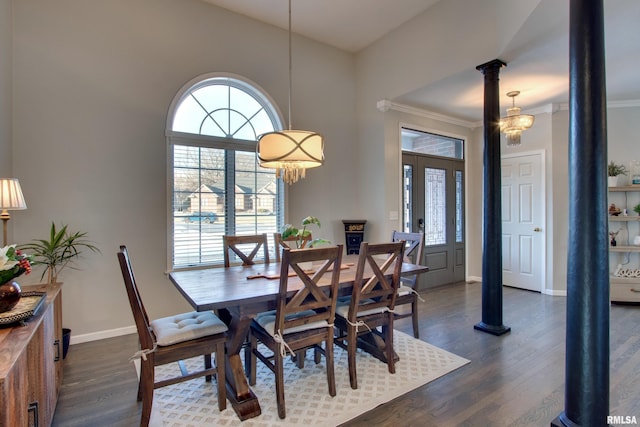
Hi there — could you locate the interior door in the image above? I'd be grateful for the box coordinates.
[403,153,465,288]
[501,152,545,292]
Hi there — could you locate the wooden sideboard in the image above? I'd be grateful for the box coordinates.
[0,283,63,427]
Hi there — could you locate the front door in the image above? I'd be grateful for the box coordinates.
[501,151,545,292]
[402,153,465,288]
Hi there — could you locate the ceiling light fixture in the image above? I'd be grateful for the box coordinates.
[499,91,535,146]
[256,0,324,184]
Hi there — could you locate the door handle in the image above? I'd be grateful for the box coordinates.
[534,227,542,232]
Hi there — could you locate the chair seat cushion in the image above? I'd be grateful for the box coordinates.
[398,285,414,296]
[254,310,329,336]
[335,298,385,318]
[151,311,228,346]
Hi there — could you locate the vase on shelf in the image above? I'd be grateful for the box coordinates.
[608,176,619,187]
[0,281,22,313]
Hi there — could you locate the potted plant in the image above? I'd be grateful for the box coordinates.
[634,204,640,216]
[19,222,100,285]
[281,216,330,249]
[19,223,100,358]
[608,161,627,187]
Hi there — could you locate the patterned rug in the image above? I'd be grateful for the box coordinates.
[143,331,469,426]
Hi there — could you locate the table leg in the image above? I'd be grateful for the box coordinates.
[356,327,399,364]
[219,309,261,420]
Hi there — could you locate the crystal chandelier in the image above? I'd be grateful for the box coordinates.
[499,91,535,146]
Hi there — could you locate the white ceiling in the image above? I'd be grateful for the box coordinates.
[200,0,442,53]
[202,0,640,122]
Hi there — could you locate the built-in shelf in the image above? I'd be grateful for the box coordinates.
[609,245,640,252]
[609,185,640,192]
[608,185,640,303]
[610,276,640,284]
[609,216,640,221]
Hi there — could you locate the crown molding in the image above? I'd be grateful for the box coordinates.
[377,98,640,129]
[376,99,476,129]
[608,99,640,109]
[541,99,640,113]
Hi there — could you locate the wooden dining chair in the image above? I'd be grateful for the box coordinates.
[273,232,312,262]
[117,246,227,427]
[334,241,405,390]
[223,233,270,267]
[391,230,425,338]
[247,244,343,419]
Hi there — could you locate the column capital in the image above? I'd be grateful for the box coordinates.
[476,59,507,74]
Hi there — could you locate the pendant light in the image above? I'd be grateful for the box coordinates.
[499,91,535,146]
[256,0,324,184]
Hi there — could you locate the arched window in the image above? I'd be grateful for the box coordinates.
[166,73,284,269]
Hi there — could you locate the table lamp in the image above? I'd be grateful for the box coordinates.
[0,178,27,246]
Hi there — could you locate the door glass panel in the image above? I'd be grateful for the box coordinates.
[425,167,446,245]
[456,170,463,242]
[403,165,413,233]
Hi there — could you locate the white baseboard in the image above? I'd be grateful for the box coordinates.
[69,325,136,345]
[543,289,567,297]
[466,276,567,297]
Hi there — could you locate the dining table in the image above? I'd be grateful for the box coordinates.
[168,253,429,421]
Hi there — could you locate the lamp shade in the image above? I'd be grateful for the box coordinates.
[257,130,324,184]
[0,179,27,210]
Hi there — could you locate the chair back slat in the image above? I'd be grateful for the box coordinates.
[348,241,405,321]
[274,232,312,262]
[275,245,343,333]
[117,246,155,351]
[391,230,425,287]
[223,233,270,267]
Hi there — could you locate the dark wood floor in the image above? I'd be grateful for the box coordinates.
[52,282,640,426]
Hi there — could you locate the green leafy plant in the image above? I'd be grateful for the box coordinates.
[281,216,330,248]
[19,222,100,284]
[0,245,32,284]
[634,204,640,215]
[608,161,628,177]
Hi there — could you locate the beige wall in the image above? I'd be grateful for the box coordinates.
[11,0,356,340]
[0,0,11,176]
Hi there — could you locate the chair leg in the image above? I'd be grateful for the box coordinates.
[326,335,336,397]
[204,353,213,382]
[275,350,286,419]
[248,332,257,386]
[215,341,227,411]
[314,345,322,364]
[294,349,306,368]
[384,320,396,374]
[347,325,358,389]
[411,298,420,339]
[137,374,143,402]
[244,339,251,379]
[139,360,155,427]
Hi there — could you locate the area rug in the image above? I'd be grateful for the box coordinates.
[141,331,469,426]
